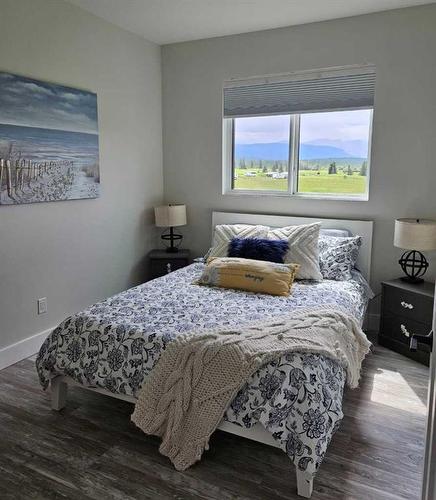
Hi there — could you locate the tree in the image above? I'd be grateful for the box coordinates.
[272,161,278,172]
[250,160,254,169]
[328,162,337,175]
[347,165,353,176]
[262,165,268,174]
[259,159,263,170]
[360,160,367,176]
[278,164,284,173]
[240,158,246,169]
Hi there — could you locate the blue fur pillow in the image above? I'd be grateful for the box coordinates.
[228,237,289,263]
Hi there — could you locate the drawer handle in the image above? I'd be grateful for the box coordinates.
[166,263,172,274]
[400,301,414,310]
[400,324,411,337]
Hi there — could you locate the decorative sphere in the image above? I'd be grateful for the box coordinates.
[399,250,428,280]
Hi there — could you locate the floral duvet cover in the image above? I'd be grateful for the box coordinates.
[36,263,372,477]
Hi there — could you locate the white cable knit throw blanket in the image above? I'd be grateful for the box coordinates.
[131,307,371,471]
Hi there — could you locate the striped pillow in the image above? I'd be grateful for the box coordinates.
[209,224,269,259]
[267,223,322,281]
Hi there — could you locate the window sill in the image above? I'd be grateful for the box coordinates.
[223,189,369,202]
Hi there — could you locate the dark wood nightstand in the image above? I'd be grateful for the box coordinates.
[148,249,191,280]
[379,279,434,365]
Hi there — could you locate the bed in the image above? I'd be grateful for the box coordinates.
[36,211,373,498]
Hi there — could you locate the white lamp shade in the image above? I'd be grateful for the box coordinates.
[154,204,187,228]
[394,218,436,251]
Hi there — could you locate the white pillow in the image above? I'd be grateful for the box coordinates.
[209,224,269,259]
[267,222,322,280]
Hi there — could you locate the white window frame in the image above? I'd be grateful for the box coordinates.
[222,109,373,201]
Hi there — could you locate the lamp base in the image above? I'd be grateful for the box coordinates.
[165,246,179,253]
[400,275,424,284]
[161,226,183,252]
[399,250,428,284]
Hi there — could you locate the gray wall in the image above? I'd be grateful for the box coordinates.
[0,0,163,349]
[162,5,436,307]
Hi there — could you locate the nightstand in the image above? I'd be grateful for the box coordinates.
[379,279,434,366]
[148,249,191,280]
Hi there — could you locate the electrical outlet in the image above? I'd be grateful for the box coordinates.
[37,297,47,315]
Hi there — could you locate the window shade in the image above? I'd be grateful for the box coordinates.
[223,66,376,118]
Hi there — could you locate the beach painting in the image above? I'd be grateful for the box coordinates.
[0,71,99,205]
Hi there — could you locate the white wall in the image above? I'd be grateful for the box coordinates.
[161,5,436,306]
[0,0,163,353]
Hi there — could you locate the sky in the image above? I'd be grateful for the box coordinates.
[0,72,98,134]
[234,109,372,154]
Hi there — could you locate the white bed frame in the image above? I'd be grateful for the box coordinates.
[51,211,373,498]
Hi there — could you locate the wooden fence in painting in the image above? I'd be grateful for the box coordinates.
[0,158,73,199]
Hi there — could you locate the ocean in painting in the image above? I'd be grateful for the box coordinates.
[0,71,99,205]
[0,124,99,204]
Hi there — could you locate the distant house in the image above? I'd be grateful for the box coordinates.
[245,171,257,177]
[269,172,288,179]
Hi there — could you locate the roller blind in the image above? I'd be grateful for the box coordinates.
[223,66,376,118]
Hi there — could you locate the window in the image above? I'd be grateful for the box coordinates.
[223,66,375,200]
[232,115,291,192]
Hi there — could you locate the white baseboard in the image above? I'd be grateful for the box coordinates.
[0,327,52,371]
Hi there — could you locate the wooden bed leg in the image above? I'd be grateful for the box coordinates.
[51,377,68,411]
[296,469,314,498]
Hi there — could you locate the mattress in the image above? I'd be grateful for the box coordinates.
[36,263,372,476]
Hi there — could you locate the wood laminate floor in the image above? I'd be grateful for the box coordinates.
[0,342,428,500]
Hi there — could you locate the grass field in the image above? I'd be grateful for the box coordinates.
[234,168,367,194]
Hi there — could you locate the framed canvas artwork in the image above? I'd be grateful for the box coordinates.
[0,71,100,205]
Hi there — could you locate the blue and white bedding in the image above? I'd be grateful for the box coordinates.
[36,263,372,477]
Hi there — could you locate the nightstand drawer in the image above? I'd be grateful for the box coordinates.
[379,279,433,365]
[383,285,433,322]
[380,312,431,346]
[151,258,188,279]
[147,249,191,281]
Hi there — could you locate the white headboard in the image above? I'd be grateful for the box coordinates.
[211,211,373,281]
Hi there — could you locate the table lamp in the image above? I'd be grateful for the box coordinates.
[394,218,436,283]
[154,204,187,253]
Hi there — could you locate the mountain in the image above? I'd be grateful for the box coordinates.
[305,139,368,158]
[234,142,354,161]
[300,144,353,160]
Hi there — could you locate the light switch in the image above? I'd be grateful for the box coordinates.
[37,297,47,315]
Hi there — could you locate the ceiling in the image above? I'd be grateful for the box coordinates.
[67,0,433,45]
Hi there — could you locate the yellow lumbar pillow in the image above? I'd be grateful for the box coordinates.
[196,257,300,297]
